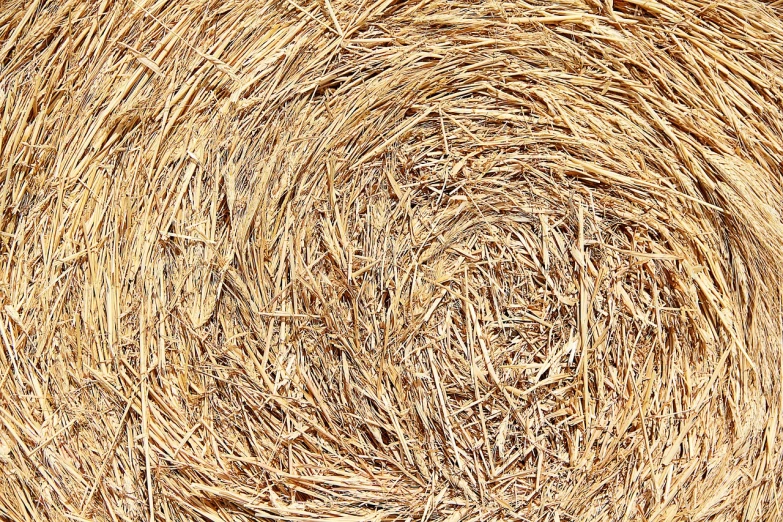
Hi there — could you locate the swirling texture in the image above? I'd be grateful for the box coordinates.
[1,0,782,520]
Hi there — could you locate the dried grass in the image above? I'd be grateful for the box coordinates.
[1,0,783,520]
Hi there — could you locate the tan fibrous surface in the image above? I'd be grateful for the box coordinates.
[1,0,783,520]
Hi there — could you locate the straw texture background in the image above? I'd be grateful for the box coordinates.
[1,0,783,520]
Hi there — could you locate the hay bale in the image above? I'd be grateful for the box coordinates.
[1,0,782,519]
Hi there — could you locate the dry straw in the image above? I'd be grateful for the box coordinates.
[1,0,783,520]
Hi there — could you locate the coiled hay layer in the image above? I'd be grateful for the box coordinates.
[1,0,783,520]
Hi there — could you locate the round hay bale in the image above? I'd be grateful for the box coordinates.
[1,0,782,520]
